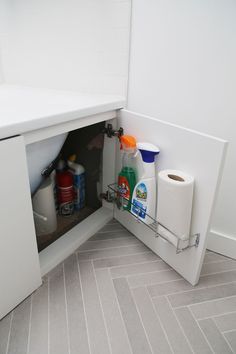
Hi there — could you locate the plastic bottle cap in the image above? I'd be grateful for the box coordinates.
[120,135,136,150]
[137,142,160,163]
[68,154,76,162]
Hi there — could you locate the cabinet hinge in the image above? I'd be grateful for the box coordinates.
[103,124,123,139]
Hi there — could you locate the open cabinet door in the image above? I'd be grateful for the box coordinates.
[0,136,42,319]
[114,110,227,285]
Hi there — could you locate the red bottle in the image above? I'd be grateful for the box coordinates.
[56,171,74,216]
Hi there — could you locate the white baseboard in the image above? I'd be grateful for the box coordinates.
[39,207,113,276]
[207,229,236,260]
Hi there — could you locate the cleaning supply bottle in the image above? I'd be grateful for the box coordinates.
[118,135,137,210]
[131,142,160,224]
[68,154,85,210]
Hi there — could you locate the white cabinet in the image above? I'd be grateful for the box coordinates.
[0,136,41,319]
[0,108,227,319]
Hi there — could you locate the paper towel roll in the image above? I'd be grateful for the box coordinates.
[32,177,57,236]
[157,169,194,241]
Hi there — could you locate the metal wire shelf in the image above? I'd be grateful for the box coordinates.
[107,183,200,254]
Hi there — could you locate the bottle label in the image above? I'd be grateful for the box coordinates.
[74,173,85,210]
[135,183,147,201]
[132,183,147,219]
[118,176,130,207]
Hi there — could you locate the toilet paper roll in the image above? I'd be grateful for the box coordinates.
[157,169,194,241]
[32,177,57,236]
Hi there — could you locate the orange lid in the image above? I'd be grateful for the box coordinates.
[120,135,136,149]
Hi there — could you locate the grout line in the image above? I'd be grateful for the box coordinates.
[188,306,215,354]
[87,236,134,243]
[151,279,236,299]
[48,276,50,354]
[92,261,112,354]
[222,329,236,334]
[149,295,174,354]
[165,297,194,354]
[77,250,152,261]
[186,295,236,320]
[213,310,236,321]
[203,258,235,265]
[5,311,13,354]
[63,263,71,354]
[96,228,127,234]
[167,281,236,306]
[127,268,177,279]
[76,253,92,354]
[222,332,235,354]
[201,267,236,276]
[108,268,133,354]
[78,241,141,253]
[111,264,171,279]
[129,287,154,354]
[109,258,164,270]
[26,295,33,354]
[89,235,135,242]
[145,287,174,354]
[212,317,235,353]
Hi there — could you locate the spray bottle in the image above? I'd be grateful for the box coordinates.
[118,135,137,210]
[67,154,85,210]
[131,142,160,224]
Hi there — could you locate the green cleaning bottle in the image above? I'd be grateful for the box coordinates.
[118,135,137,211]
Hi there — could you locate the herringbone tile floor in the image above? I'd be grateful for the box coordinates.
[1,220,236,354]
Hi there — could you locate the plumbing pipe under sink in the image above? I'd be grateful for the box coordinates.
[26,132,68,194]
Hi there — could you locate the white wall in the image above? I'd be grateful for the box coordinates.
[1,0,131,95]
[128,0,236,257]
[0,0,7,83]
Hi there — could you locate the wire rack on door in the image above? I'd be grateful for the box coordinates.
[106,183,200,254]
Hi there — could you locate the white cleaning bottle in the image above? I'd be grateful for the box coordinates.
[131,143,160,225]
[68,154,85,210]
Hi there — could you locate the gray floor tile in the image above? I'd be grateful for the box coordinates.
[113,277,152,354]
[110,260,170,278]
[203,252,231,264]
[128,269,181,288]
[201,260,236,275]
[97,223,126,233]
[49,264,69,354]
[214,312,236,332]
[79,237,139,251]
[148,279,194,297]
[152,296,192,354]
[93,251,158,269]
[132,287,172,353]
[0,313,11,354]
[199,318,233,354]
[7,296,31,354]
[148,271,236,297]
[224,331,236,352]
[175,307,212,354]
[64,254,90,354]
[190,296,236,320]
[90,230,134,241]
[168,282,236,308]
[1,220,236,354]
[78,260,110,354]
[78,243,150,261]
[95,268,132,354]
[28,282,48,354]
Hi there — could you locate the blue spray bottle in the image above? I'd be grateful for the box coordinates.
[131,143,160,224]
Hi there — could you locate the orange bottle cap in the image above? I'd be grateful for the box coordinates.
[120,135,136,149]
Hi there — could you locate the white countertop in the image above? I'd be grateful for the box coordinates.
[0,85,125,140]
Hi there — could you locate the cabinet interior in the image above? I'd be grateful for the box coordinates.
[28,121,106,252]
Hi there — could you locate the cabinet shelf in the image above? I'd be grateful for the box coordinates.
[107,183,200,254]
